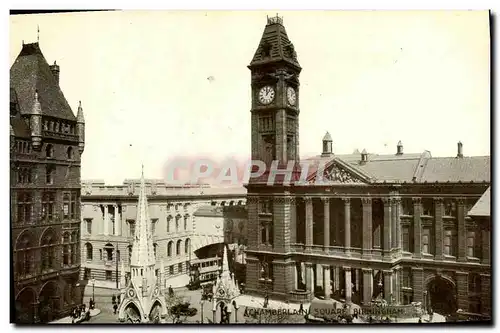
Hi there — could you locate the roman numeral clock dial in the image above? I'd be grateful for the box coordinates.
[258,85,275,105]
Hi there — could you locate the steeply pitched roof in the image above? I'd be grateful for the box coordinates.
[10,116,31,138]
[249,15,301,69]
[10,42,76,121]
[468,187,490,217]
[305,151,490,184]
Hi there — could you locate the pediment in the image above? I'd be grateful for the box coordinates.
[307,158,372,185]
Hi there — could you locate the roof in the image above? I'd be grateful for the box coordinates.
[468,187,490,217]
[305,151,490,184]
[249,15,301,68]
[323,132,332,141]
[10,116,31,138]
[10,42,76,121]
[194,205,224,217]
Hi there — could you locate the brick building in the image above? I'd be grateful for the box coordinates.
[80,180,246,288]
[244,16,491,319]
[10,42,85,323]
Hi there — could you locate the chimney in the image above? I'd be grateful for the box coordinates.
[50,61,60,84]
[457,141,463,158]
[396,140,403,155]
[360,149,368,164]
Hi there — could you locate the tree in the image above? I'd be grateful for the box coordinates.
[169,302,198,323]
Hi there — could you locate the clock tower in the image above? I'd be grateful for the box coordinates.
[245,15,302,302]
[248,14,302,181]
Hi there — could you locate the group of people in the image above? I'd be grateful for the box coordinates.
[71,303,91,323]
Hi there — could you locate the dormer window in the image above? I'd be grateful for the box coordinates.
[261,42,272,58]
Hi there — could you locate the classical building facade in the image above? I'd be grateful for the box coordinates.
[10,42,85,323]
[80,180,246,287]
[244,16,491,319]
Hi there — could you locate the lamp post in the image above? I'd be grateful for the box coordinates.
[91,277,95,303]
[200,299,204,324]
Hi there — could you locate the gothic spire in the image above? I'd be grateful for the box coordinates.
[130,165,155,268]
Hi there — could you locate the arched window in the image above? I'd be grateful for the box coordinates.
[85,243,93,261]
[167,241,173,257]
[176,240,182,255]
[45,144,54,158]
[62,232,70,266]
[66,147,73,160]
[71,231,78,264]
[15,231,35,277]
[40,228,56,272]
[128,245,133,264]
[104,243,114,261]
[185,238,190,255]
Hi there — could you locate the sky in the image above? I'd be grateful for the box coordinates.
[9,10,491,184]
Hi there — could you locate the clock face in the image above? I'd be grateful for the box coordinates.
[258,86,275,105]
[287,87,296,106]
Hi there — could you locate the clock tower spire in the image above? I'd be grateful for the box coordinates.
[248,14,302,184]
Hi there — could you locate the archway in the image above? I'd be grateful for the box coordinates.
[124,302,142,323]
[38,281,61,323]
[427,276,456,315]
[149,300,162,323]
[15,288,35,323]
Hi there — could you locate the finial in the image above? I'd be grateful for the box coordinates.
[78,100,82,108]
[34,90,39,101]
[22,40,24,45]
[54,60,57,65]
[37,25,40,43]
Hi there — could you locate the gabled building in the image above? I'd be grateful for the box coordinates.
[244,15,491,319]
[117,167,167,323]
[10,42,85,323]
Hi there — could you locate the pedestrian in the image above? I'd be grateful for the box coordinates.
[113,303,118,315]
[299,303,304,314]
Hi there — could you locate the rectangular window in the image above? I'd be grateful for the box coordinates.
[467,231,476,257]
[169,265,174,275]
[402,198,414,215]
[106,248,113,261]
[178,263,183,273]
[260,222,267,244]
[86,219,92,234]
[46,165,55,184]
[259,258,273,281]
[42,192,56,221]
[260,199,273,214]
[16,192,33,224]
[444,199,457,217]
[443,229,451,255]
[17,166,32,184]
[422,228,430,254]
[151,218,158,235]
[402,227,410,252]
[63,193,70,219]
[70,192,78,219]
[105,270,112,281]
[403,268,412,288]
[422,199,434,216]
[128,220,135,237]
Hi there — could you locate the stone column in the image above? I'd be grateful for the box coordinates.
[456,271,468,311]
[391,199,397,249]
[457,198,466,261]
[290,198,297,244]
[393,268,401,304]
[382,199,392,253]
[482,226,490,265]
[116,204,122,236]
[334,266,340,292]
[383,270,392,303]
[293,263,298,290]
[395,199,402,249]
[103,204,109,236]
[305,197,313,250]
[305,263,314,293]
[362,268,373,305]
[355,269,360,293]
[412,267,424,303]
[344,267,352,304]
[323,265,331,300]
[480,273,491,316]
[362,198,372,258]
[322,197,330,250]
[316,264,323,289]
[343,198,351,255]
[413,198,422,258]
[434,197,444,260]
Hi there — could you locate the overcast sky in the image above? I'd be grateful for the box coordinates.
[9,10,490,184]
